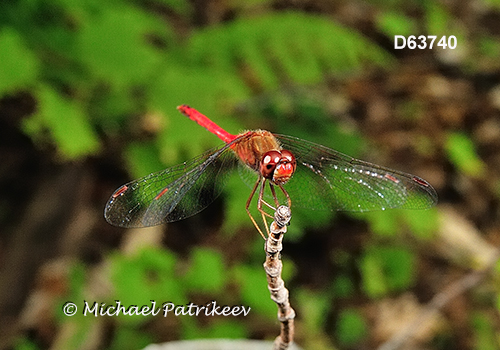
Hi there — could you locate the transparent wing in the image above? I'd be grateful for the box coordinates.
[275,134,437,211]
[238,134,437,212]
[104,143,238,228]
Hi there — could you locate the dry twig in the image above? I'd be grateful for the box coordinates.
[263,205,295,350]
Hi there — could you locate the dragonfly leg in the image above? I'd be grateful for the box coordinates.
[278,184,292,208]
[269,183,280,208]
[255,181,275,219]
[257,179,272,238]
[259,190,277,212]
[260,199,276,211]
[246,178,267,240]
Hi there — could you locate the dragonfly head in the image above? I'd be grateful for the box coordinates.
[260,150,296,185]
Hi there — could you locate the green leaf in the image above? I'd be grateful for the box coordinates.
[296,288,330,332]
[108,327,152,350]
[182,247,226,293]
[471,312,498,350]
[360,245,416,298]
[382,247,416,290]
[362,210,400,237]
[401,207,438,239]
[153,0,192,16]
[233,0,274,7]
[13,337,40,350]
[88,84,141,127]
[359,249,387,298]
[425,0,452,35]
[331,274,355,298]
[22,86,100,159]
[479,35,500,59]
[186,12,392,89]
[376,11,418,38]
[0,27,40,96]
[110,247,185,325]
[68,262,87,304]
[445,131,486,178]
[336,308,368,346]
[125,141,165,179]
[231,264,276,317]
[423,0,467,54]
[356,207,438,238]
[482,0,500,9]
[77,5,165,86]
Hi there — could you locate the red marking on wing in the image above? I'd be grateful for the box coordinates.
[112,185,128,198]
[384,174,400,183]
[155,187,169,200]
[412,176,429,187]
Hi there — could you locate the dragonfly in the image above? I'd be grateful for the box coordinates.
[105,105,438,238]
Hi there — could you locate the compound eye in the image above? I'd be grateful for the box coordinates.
[260,150,281,179]
[280,150,295,163]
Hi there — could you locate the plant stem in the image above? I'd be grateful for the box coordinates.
[263,206,295,350]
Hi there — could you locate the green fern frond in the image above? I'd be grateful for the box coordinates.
[186,12,392,89]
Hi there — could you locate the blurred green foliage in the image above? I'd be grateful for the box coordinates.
[1,0,392,163]
[183,247,226,293]
[358,207,438,238]
[471,312,498,350]
[376,11,418,38]
[0,28,40,95]
[331,273,356,298]
[296,288,330,332]
[296,288,335,350]
[445,131,486,178]
[108,327,153,350]
[49,247,256,347]
[335,308,368,347]
[232,264,277,316]
[23,85,101,158]
[111,248,185,326]
[360,245,416,298]
[13,338,39,350]
[182,317,248,339]
[186,12,391,88]
[479,35,500,59]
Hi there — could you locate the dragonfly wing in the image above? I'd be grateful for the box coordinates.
[275,134,437,212]
[104,143,238,228]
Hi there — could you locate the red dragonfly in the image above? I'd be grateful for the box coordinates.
[105,105,437,238]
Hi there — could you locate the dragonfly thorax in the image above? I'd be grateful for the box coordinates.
[231,130,296,185]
